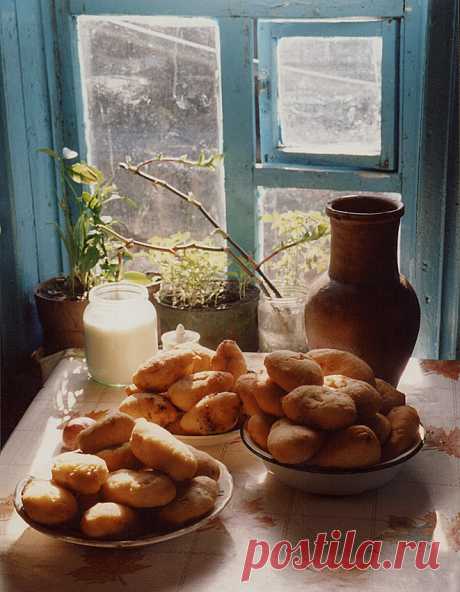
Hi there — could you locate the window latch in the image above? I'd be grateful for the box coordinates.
[256,70,271,98]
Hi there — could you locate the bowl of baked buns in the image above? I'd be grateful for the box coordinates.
[14,419,233,547]
[240,348,424,495]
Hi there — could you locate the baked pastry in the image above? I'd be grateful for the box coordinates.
[22,479,78,526]
[62,417,97,450]
[324,375,381,420]
[167,371,234,411]
[264,350,323,391]
[172,342,214,372]
[132,349,198,392]
[78,412,135,454]
[247,413,276,452]
[375,379,406,415]
[252,373,286,417]
[96,442,141,472]
[125,384,140,395]
[102,469,176,508]
[308,349,375,386]
[282,385,357,431]
[382,405,420,460]
[80,502,139,539]
[167,414,189,435]
[311,425,381,469]
[77,491,102,512]
[119,393,178,426]
[130,419,197,481]
[211,340,248,380]
[363,413,392,445]
[51,452,109,494]
[158,476,218,528]
[267,418,324,464]
[189,447,220,481]
[234,373,264,416]
[180,392,241,435]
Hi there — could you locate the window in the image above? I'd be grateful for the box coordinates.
[1,0,456,359]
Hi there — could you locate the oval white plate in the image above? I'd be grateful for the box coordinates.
[14,460,233,548]
[176,429,241,448]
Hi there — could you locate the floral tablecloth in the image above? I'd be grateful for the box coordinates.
[1,354,459,591]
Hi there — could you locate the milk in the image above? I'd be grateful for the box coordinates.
[83,283,158,386]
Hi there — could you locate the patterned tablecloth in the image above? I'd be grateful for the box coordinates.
[1,353,459,592]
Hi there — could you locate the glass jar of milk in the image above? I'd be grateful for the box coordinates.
[83,282,158,386]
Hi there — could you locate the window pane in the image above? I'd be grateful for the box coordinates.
[260,189,400,290]
[278,36,382,155]
[78,16,225,259]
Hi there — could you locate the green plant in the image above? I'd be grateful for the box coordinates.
[40,147,133,298]
[261,210,331,289]
[98,152,330,303]
[143,232,250,308]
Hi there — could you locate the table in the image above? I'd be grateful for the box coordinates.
[1,353,459,592]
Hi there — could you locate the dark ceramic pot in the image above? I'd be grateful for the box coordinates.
[305,195,420,386]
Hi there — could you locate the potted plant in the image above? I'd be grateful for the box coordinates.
[258,210,330,351]
[35,148,134,354]
[98,153,329,350]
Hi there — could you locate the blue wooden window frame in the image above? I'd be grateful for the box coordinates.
[257,19,399,171]
[0,0,458,360]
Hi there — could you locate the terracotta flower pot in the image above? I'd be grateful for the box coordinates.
[34,278,87,355]
[305,195,420,386]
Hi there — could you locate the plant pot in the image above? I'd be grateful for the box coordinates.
[305,195,420,386]
[34,278,87,355]
[154,285,260,351]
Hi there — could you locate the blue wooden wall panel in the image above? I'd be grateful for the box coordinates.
[69,0,405,19]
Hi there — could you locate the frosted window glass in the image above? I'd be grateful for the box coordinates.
[78,16,225,248]
[278,36,382,155]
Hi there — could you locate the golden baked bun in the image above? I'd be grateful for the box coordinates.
[130,419,197,481]
[125,384,140,395]
[96,442,141,472]
[247,413,276,452]
[167,414,189,435]
[375,379,406,415]
[22,479,78,526]
[324,375,381,420]
[132,349,198,392]
[172,342,214,372]
[382,405,420,461]
[311,425,381,469]
[267,418,325,464]
[264,350,323,391]
[363,413,392,445]
[211,340,248,380]
[158,476,218,528]
[282,385,357,431]
[180,392,241,435]
[189,447,221,481]
[51,452,109,494]
[167,371,234,411]
[80,502,139,539]
[78,412,135,454]
[119,393,178,426]
[234,373,264,416]
[102,469,176,508]
[62,417,97,450]
[308,348,375,386]
[252,373,286,417]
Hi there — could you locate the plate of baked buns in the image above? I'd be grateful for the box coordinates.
[239,348,424,495]
[14,419,233,547]
[117,340,252,447]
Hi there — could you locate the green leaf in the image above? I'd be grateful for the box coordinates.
[38,147,60,160]
[79,246,100,274]
[69,163,101,184]
[123,271,152,285]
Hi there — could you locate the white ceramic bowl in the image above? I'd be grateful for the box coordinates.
[241,421,425,496]
[14,459,233,548]
[176,428,241,448]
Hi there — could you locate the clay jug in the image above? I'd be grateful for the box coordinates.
[305,195,420,386]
